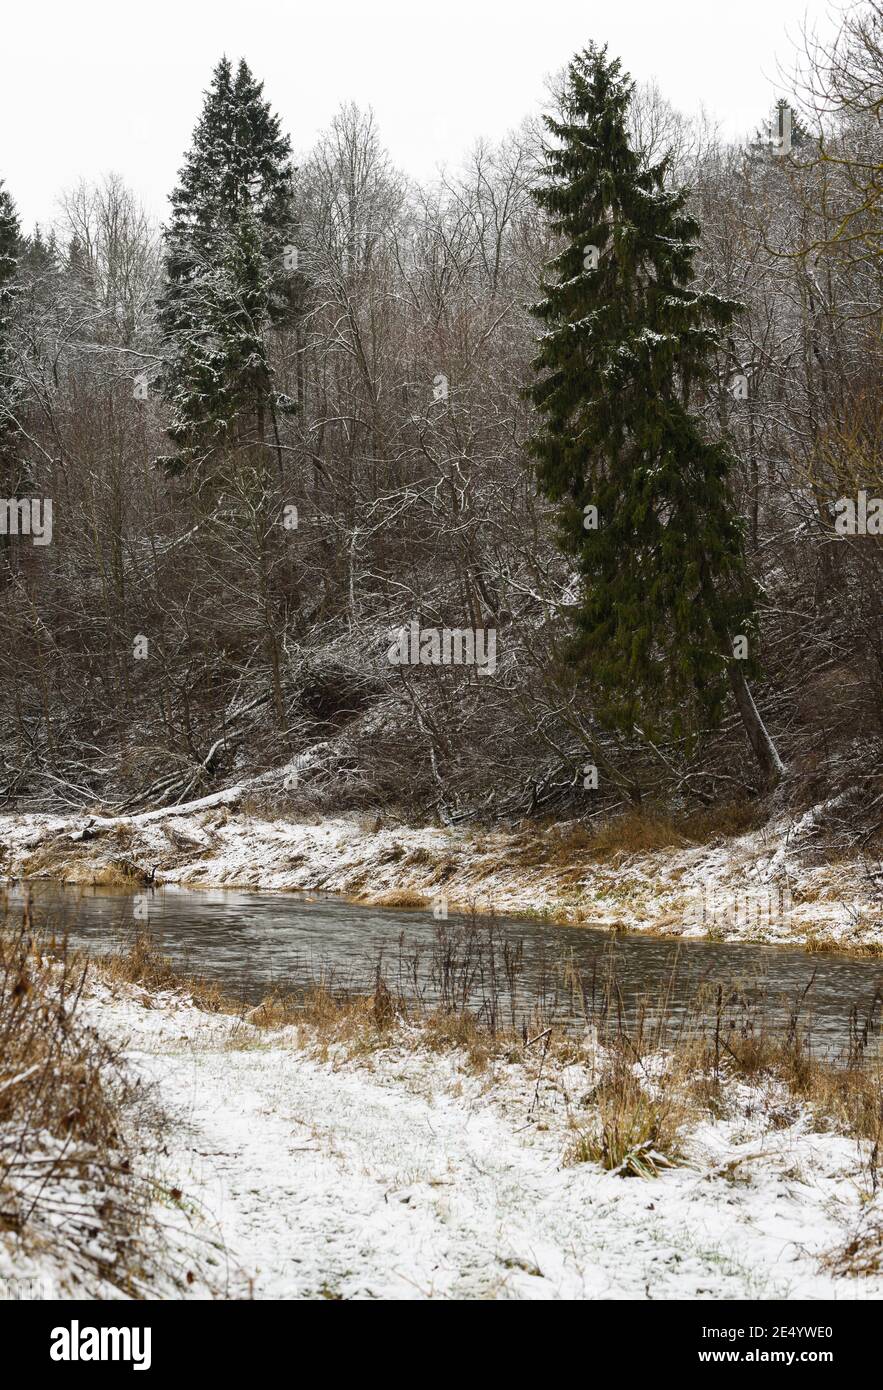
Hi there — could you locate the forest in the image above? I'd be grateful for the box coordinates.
[0,4,880,852]
[3,0,883,1321]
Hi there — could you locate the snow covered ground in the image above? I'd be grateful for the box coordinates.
[1,795,881,950]
[37,977,879,1301]
[2,791,881,1306]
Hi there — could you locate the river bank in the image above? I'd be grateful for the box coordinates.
[1,794,882,952]
[4,951,883,1301]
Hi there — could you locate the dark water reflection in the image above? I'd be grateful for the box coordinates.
[5,881,883,1059]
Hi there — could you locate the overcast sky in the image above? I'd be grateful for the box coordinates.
[3,0,836,232]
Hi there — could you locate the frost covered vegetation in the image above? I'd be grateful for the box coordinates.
[1,799,882,949]
[0,7,879,866]
[0,912,212,1297]
[3,918,883,1299]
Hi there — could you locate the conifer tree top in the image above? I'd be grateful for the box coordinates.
[527,44,758,741]
[157,59,297,484]
[168,56,294,240]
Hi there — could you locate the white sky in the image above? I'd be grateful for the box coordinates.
[3,0,838,232]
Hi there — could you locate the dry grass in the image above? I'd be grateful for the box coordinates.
[111,822,134,850]
[564,1060,686,1177]
[584,811,687,859]
[401,846,437,868]
[510,801,766,878]
[1,925,124,1157]
[560,976,883,1187]
[420,1007,504,1072]
[0,909,202,1296]
[675,980,883,1192]
[98,930,179,992]
[823,1219,883,1278]
[83,922,883,1193]
[584,802,766,857]
[234,982,400,1062]
[679,799,766,840]
[90,860,149,888]
[363,889,427,909]
[18,844,147,888]
[515,810,693,873]
[99,930,232,1014]
[805,929,883,959]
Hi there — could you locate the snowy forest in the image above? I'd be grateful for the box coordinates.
[3,0,883,1320]
[0,4,880,843]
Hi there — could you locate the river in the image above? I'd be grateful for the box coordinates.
[5,880,882,1058]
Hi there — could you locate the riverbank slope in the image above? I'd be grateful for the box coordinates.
[1,795,881,950]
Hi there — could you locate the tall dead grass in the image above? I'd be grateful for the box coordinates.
[0,906,208,1296]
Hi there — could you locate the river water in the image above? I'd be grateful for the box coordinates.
[5,881,883,1058]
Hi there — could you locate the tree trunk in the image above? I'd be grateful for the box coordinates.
[729,664,786,785]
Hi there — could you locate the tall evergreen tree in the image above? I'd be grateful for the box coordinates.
[527,45,783,779]
[157,57,296,487]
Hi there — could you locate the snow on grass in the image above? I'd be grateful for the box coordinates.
[0,951,219,1304]
[65,980,883,1302]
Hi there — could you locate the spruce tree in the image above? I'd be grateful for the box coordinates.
[527,45,783,778]
[157,57,296,486]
